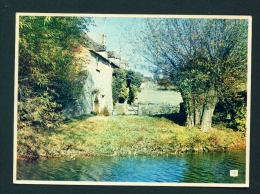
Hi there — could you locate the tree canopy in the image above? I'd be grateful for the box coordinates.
[18,16,92,130]
[112,69,143,104]
[157,76,174,90]
[132,18,248,131]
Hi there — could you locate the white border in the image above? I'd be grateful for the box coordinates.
[13,13,252,187]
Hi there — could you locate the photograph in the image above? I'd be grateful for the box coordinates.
[13,13,251,187]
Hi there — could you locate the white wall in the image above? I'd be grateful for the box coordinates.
[65,48,114,118]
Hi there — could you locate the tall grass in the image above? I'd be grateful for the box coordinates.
[17,115,245,159]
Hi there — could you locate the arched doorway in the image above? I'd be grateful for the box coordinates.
[93,94,99,114]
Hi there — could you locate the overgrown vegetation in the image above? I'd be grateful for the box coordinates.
[17,115,245,159]
[213,91,247,132]
[112,69,128,103]
[112,69,143,104]
[100,106,110,116]
[18,16,92,130]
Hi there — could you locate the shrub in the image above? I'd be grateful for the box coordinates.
[213,91,247,132]
[18,16,91,130]
[100,106,110,116]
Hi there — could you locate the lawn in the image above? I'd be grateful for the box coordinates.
[17,115,245,159]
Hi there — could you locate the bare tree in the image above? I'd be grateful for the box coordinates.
[132,18,248,132]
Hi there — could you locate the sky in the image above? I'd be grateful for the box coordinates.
[86,17,154,77]
[87,17,128,52]
[87,17,140,56]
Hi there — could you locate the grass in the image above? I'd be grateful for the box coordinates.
[17,115,246,159]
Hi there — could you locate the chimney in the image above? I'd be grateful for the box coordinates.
[114,50,120,59]
[99,34,105,45]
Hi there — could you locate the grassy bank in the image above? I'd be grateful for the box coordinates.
[17,115,246,159]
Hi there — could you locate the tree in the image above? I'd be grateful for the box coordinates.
[157,76,173,90]
[112,69,128,103]
[18,16,92,130]
[112,69,143,104]
[132,18,248,132]
[126,70,143,104]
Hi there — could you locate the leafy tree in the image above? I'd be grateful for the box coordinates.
[112,69,128,103]
[112,69,143,104]
[126,70,143,87]
[126,70,143,104]
[132,18,248,132]
[18,16,92,130]
[157,76,173,90]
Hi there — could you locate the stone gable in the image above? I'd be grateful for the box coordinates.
[65,42,120,118]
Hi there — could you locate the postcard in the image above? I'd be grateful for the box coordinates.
[13,13,251,187]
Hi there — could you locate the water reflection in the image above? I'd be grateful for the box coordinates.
[17,150,246,183]
[181,150,246,183]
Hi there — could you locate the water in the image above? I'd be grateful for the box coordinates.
[16,150,246,183]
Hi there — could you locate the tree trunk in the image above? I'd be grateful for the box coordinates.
[200,106,215,132]
[186,112,194,128]
[195,108,202,126]
[184,95,203,128]
[183,88,218,132]
[183,96,195,128]
[200,88,218,132]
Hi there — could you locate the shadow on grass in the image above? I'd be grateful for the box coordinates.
[157,88,178,91]
[63,114,96,124]
[153,103,186,126]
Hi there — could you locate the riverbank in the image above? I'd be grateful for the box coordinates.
[16,115,246,159]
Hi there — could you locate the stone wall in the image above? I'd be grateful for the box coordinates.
[138,103,180,115]
[113,102,180,116]
[114,103,128,115]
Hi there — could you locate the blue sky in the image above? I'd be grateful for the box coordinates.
[87,17,127,52]
[86,17,153,77]
[87,17,140,54]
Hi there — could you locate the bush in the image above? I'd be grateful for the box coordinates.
[18,16,91,130]
[100,106,110,116]
[213,91,247,132]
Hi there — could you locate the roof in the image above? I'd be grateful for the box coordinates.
[81,33,106,52]
[89,49,120,69]
[80,33,120,69]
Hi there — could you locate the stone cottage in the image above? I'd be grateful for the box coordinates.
[65,34,121,118]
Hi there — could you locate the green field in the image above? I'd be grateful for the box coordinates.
[137,82,182,104]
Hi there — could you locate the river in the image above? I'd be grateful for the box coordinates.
[16,149,246,183]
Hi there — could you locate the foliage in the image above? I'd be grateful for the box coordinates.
[157,76,173,90]
[112,69,128,103]
[126,70,143,87]
[112,69,143,104]
[128,84,139,104]
[18,16,92,130]
[100,106,110,116]
[126,70,143,104]
[213,91,247,132]
[132,18,248,132]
